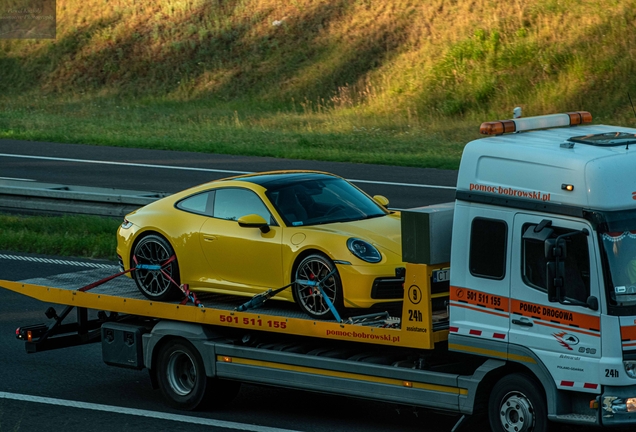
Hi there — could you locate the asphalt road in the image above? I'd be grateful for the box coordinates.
[0,140,464,432]
[0,140,608,432]
[0,139,457,210]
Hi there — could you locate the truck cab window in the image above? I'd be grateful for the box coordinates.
[522,224,590,303]
[469,218,507,279]
[601,230,636,306]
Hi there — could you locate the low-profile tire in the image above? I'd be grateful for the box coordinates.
[293,253,344,320]
[132,234,180,301]
[155,339,241,411]
[488,373,549,432]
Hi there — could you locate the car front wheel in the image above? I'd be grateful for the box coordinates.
[293,253,344,320]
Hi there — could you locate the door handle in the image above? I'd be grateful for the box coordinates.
[203,235,217,242]
[512,318,534,327]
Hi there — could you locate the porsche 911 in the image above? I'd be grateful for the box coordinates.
[116,171,404,319]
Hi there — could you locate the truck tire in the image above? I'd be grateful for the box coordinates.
[155,339,240,411]
[293,253,344,320]
[132,234,180,301]
[488,373,549,432]
[156,339,208,410]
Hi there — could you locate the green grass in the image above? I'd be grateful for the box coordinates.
[2,0,636,170]
[0,214,120,260]
[0,95,470,169]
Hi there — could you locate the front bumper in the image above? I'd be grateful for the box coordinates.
[601,386,636,426]
[337,263,404,309]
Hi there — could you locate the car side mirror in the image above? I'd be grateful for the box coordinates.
[237,214,270,233]
[373,195,389,208]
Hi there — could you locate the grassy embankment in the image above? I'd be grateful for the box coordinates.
[2,0,636,170]
[1,0,636,259]
[0,214,120,260]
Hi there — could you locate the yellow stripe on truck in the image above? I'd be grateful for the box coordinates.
[220,356,468,395]
[449,343,536,364]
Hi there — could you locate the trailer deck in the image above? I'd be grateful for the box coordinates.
[0,261,450,350]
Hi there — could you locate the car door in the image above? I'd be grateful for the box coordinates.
[510,213,602,392]
[199,187,284,292]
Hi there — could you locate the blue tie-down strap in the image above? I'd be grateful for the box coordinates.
[135,263,163,271]
[296,268,341,322]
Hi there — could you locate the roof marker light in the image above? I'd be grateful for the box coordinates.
[480,111,592,135]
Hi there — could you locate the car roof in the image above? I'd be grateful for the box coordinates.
[225,171,340,189]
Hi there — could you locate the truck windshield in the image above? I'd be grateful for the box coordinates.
[601,229,636,307]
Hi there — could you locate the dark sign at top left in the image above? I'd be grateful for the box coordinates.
[0,0,56,39]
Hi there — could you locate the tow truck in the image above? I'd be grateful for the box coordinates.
[3,110,636,431]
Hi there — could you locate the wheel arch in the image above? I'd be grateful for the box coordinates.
[129,229,176,268]
[290,248,334,279]
[474,362,544,415]
[146,321,219,381]
[453,338,559,419]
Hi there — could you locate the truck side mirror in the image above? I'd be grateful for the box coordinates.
[544,229,592,308]
[523,220,553,242]
[546,260,564,302]
[545,237,567,260]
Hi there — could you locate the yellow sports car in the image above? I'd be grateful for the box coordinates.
[116,171,404,319]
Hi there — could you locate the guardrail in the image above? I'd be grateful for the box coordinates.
[0,179,169,218]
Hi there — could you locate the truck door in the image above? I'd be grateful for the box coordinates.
[449,204,512,348]
[510,214,602,391]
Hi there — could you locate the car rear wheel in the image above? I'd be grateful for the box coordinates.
[132,234,180,301]
[293,253,344,320]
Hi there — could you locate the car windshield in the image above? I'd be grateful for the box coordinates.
[601,228,636,307]
[266,177,388,227]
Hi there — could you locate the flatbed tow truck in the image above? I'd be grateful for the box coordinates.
[4,111,636,431]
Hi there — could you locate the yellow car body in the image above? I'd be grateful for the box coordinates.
[117,171,404,318]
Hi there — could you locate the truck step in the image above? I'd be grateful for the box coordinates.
[553,413,596,424]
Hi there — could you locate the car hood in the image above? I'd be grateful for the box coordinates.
[305,214,402,256]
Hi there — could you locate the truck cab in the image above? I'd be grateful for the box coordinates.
[449,112,636,427]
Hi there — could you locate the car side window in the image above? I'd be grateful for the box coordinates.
[177,191,215,216]
[213,188,273,223]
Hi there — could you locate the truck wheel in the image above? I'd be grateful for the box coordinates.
[488,373,548,432]
[133,234,180,301]
[156,339,240,411]
[156,340,207,410]
[293,253,344,320]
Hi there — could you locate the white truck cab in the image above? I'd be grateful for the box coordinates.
[449,111,636,427]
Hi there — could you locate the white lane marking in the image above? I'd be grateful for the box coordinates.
[0,153,456,190]
[0,153,250,175]
[0,254,117,269]
[0,176,37,181]
[0,391,302,432]
[350,178,455,190]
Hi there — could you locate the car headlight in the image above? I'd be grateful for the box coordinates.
[347,238,382,263]
[624,360,636,379]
